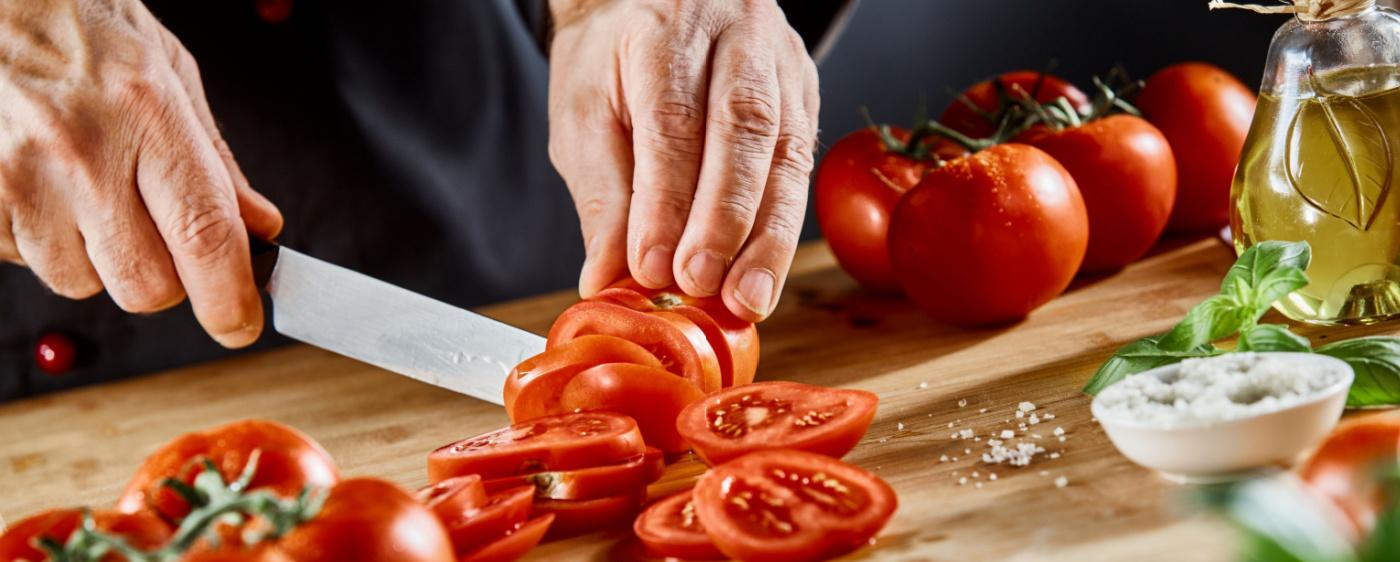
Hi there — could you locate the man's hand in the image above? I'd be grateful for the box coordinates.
[548,0,820,322]
[0,0,281,347]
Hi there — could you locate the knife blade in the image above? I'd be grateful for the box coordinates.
[250,237,544,405]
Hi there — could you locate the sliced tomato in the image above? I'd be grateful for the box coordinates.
[117,419,339,525]
[634,491,726,561]
[693,449,897,562]
[591,278,760,387]
[561,363,706,452]
[482,447,663,500]
[456,514,554,562]
[428,411,647,483]
[533,490,648,537]
[442,485,535,555]
[1301,415,1400,535]
[504,335,664,422]
[547,300,722,393]
[417,475,488,530]
[0,509,171,562]
[677,382,879,465]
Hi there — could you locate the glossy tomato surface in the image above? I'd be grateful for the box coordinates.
[533,490,648,537]
[456,514,554,562]
[504,334,664,422]
[428,411,647,483]
[441,485,535,555]
[548,300,722,393]
[940,70,1092,138]
[264,478,455,562]
[0,509,171,562]
[677,381,878,466]
[1014,115,1176,273]
[814,127,967,292]
[1301,415,1400,535]
[693,449,897,562]
[482,447,663,500]
[416,475,488,530]
[888,143,1088,326]
[117,419,339,524]
[634,490,726,561]
[1137,62,1255,234]
[561,363,705,452]
[592,278,760,388]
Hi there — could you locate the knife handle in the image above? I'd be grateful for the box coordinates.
[249,234,281,290]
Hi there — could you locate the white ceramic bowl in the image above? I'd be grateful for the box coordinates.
[1091,352,1353,483]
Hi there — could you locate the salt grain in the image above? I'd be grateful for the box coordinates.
[1054,476,1068,488]
[898,422,905,430]
[1028,414,1040,425]
[1000,430,1015,439]
[958,399,968,407]
[1053,427,1065,436]
[1019,402,1037,412]
[940,455,949,462]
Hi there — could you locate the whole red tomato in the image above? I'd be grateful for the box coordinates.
[0,509,171,562]
[117,420,340,525]
[1136,62,1255,234]
[888,144,1088,326]
[814,126,966,291]
[1014,115,1176,273]
[940,70,1092,139]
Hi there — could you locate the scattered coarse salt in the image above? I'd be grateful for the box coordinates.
[919,381,928,389]
[1094,352,1348,426]
[879,438,887,443]
[1059,436,1066,442]
[960,429,974,439]
[1044,414,1055,419]
[1040,471,1050,476]
[974,437,981,442]
[1054,476,1068,488]
[953,457,959,461]
[972,471,980,478]
[1018,423,1027,429]
[983,441,1046,467]
[950,433,959,439]
[976,482,983,488]
[1029,414,1040,425]
[953,471,959,476]
[1050,453,1061,459]
[948,422,955,428]
[898,422,905,431]
[1000,430,1015,439]
[1019,402,1037,412]
[980,408,987,413]
[958,399,968,407]
[1031,434,1042,439]
[940,455,949,462]
[959,477,967,485]
[1016,411,1025,418]
[989,473,998,481]
[964,449,971,454]
[1053,427,1065,436]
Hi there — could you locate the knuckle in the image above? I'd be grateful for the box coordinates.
[759,195,807,250]
[165,199,238,266]
[771,131,817,184]
[640,185,695,219]
[711,184,762,225]
[719,86,781,141]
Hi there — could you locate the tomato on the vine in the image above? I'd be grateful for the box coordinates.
[888,143,1088,326]
[116,419,339,525]
[940,70,1092,138]
[1136,62,1255,234]
[634,491,725,561]
[815,126,967,291]
[1014,115,1176,273]
[692,449,897,562]
[428,411,647,483]
[677,381,878,466]
[504,334,664,422]
[0,509,171,562]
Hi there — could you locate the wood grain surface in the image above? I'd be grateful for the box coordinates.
[2,238,1394,561]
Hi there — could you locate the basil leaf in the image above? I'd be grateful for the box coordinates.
[1082,335,1223,395]
[1157,295,1249,351]
[1221,240,1312,297]
[1237,324,1312,353]
[1361,495,1400,562]
[1316,337,1400,407]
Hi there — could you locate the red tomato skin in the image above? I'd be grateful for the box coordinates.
[116,419,339,525]
[561,363,705,453]
[504,334,665,422]
[940,71,1092,139]
[1137,62,1256,234]
[428,411,647,483]
[888,143,1089,326]
[266,478,455,562]
[416,475,488,531]
[815,127,966,292]
[547,301,722,393]
[677,381,879,466]
[1301,415,1400,535]
[456,514,554,562]
[693,449,897,562]
[1014,116,1176,273]
[633,491,726,561]
[533,491,648,538]
[0,509,171,562]
[481,447,663,500]
[441,485,535,556]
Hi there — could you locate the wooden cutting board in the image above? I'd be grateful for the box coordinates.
[2,238,1394,561]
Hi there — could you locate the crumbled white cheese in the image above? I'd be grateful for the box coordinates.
[1000,430,1015,439]
[1019,402,1037,412]
[1054,476,1068,488]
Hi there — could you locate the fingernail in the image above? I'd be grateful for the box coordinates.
[213,324,260,349]
[735,269,776,317]
[682,251,726,296]
[640,246,674,286]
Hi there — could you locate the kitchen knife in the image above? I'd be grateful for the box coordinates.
[249,237,544,405]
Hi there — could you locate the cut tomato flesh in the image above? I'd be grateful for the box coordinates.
[504,334,664,422]
[428,411,647,483]
[561,363,705,453]
[634,490,726,561]
[481,447,663,500]
[416,475,488,529]
[456,513,554,562]
[442,485,535,555]
[533,490,648,538]
[677,381,878,465]
[547,300,722,393]
[693,449,897,562]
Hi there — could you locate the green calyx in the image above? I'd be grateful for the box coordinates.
[860,94,957,162]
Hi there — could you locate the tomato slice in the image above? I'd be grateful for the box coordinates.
[548,300,722,393]
[634,490,726,561]
[416,475,488,530]
[677,382,879,465]
[533,490,648,537]
[592,278,760,388]
[428,411,647,483]
[0,509,172,561]
[442,485,535,555]
[561,363,706,453]
[456,513,554,562]
[482,446,664,500]
[504,334,664,422]
[693,449,897,562]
